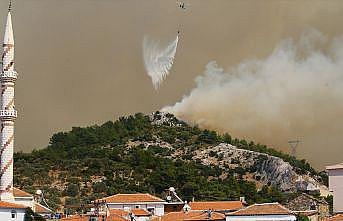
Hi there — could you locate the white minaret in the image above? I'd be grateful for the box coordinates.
[0,1,17,202]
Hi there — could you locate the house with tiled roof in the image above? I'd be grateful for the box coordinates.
[108,208,150,221]
[13,187,34,208]
[184,211,226,221]
[189,201,244,213]
[326,163,343,213]
[98,193,166,216]
[61,208,151,221]
[12,187,53,218]
[151,210,225,221]
[0,187,53,221]
[226,202,296,221]
[61,213,128,221]
[0,201,27,221]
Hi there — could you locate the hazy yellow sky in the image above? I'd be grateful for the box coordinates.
[1,0,343,168]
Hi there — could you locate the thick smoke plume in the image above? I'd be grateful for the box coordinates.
[163,30,343,168]
[143,35,179,90]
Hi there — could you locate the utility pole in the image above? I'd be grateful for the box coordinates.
[288,140,300,157]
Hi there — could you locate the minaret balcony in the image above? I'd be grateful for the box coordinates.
[0,70,17,82]
[0,110,17,119]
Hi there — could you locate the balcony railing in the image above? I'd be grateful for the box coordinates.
[0,110,17,118]
[0,71,18,80]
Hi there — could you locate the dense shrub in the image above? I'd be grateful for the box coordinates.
[14,112,319,210]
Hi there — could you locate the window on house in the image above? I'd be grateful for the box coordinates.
[11,210,16,219]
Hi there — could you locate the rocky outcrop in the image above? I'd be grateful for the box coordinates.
[149,111,184,127]
[134,112,328,193]
[192,143,327,192]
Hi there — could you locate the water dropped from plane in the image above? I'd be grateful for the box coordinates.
[143,34,179,90]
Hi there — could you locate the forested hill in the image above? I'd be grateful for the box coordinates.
[13,112,327,210]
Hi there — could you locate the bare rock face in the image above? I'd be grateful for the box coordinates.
[149,111,184,127]
[192,143,327,193]
[131,111,329,194]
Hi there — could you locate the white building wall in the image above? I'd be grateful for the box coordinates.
[328,168,343,213]
[0,208,25,221]
[154,204,164,216]
[136,216,149,221]
[108,204,122,210]
[14,198,34,208]
[226,214,296,221]
[107,203,165,216]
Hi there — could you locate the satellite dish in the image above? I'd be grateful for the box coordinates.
[166,196,172,201]
[36,189,42,195]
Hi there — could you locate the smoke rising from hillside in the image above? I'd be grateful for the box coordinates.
[143,35,179,90]
[163,30,343,167]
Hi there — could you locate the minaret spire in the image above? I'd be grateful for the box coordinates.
[0,1,18,202]
[3,5,14,46]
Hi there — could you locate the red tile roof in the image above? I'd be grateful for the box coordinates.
[61,214,128,221]
[109,208,150,217]
[100,193,164,203]
[0,201,27,209]
[189,201,243,211]
[132,208,150,216]
[109,209,129,217]
[328,214,343,221]
[108,214,128,221]
[184,212,225,221]
[13,187,33,198]
[35,202,52,213]
[60,215,88,221]
[228,203,293,216]
[151,211,224,221]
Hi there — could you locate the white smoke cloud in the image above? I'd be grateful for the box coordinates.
[143,35,179,90]
[163,29,343,168]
